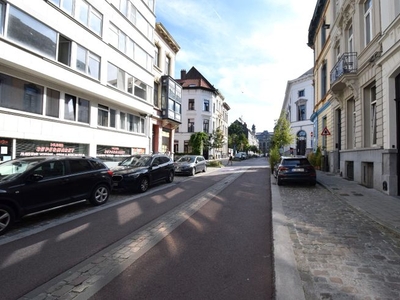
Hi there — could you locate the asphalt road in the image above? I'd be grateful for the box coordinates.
[0,158,274,300]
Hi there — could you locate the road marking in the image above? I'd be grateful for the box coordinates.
[20,169,247,300]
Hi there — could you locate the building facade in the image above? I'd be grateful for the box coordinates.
[309,0,400,195]
[153,22,181,159]
[281,68,314,156]
[0,1,181,165]
[175,67,230,159]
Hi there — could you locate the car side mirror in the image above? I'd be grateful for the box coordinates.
[29,173,44,182]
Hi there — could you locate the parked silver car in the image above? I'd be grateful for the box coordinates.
[174,155,207,176]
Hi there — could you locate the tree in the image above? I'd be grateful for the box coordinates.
[189,132,209,155]
[271,114,294,151]
[228,121,248,153]
[269,114,294,171]
[209,127,225,152]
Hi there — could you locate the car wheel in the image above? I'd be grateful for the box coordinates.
[277,177,283,186]
[90,184,110,205]
[191,167,196,176]
[138,177,149,193]
[0,205,15,235]
[310,180,317,186]
[166,170,174,183]
[203,165,207,173]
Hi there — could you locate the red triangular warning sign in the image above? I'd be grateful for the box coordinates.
[321,127,331,136]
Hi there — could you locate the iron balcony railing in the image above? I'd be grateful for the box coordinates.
[330,52,357,84]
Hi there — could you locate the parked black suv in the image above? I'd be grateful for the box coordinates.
[111,154,174,193]
[0,156,113,235]
[275,156,316,186]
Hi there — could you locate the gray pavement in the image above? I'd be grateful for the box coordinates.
[274,170,400,300]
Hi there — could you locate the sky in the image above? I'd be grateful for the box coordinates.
[155,0,317,132]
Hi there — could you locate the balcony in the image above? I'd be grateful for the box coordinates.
[330,52,357,92]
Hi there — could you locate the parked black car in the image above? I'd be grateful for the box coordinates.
[111,154,174,193]
[275,156,317,186]
[174,155,207,176]
[0,156,113,235]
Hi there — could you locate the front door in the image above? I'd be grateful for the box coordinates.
[396,74,400,195]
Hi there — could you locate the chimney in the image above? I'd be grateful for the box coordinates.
[181,69,186,80]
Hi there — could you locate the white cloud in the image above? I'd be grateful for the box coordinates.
[156,0,317,131]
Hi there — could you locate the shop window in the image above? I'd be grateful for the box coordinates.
[46,88,60,118]
[7,6,57,59]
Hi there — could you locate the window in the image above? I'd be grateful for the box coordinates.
[364,0,372,45]
[76,45,100,80]
[203,119,209,133]
[64,94,90,124]
[98,104,109,127]
[298,104,306,121]
[0,73,44,114]
[188,119,195,132]
[0,1,4,35]
[46,88,60,117]
[126,113,144,133]
[348,25,353,52]
[203,100,210,111]
[58,35,72,66]
[52,0,102,35]
[321,19,327,45]
[298,90,305,97]
[134,78,147,100]
[321,62,327,97]
[188,99,195,110]
[347,98,355,149]
[154,82,159,106]
[165,56,170,75]
[364,85,377,146]
[120,112,126,130]
[7,6,57,59]
[69,159,92,174]
[108,63,125,90]
[155,45,160,67]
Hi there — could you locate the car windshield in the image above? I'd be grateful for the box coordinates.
[177,156,195,163]
[119,155,151,167]
[0,158,45,181]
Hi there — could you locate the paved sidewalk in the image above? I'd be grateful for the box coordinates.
[316,170,400,236]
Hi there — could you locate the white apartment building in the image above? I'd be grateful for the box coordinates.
[0,0,156,163]
[175,67,230,159]
[281,68,314,156]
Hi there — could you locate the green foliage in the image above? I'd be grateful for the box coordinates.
[271,115,294,149]
[269,146,281,173]
[207,160,222,167]
[228,121,249,151]
[210,128,225,150]
[189,132,209,155]
[307,147,322,169]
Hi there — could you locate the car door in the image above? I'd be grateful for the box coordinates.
[66,158,100,201]
[17,160,71,214]
[149,157,163,183]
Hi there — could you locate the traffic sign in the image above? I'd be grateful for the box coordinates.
[321,127,331,136]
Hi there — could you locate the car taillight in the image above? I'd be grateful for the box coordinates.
[107,170,113,176]
[278,166,289,172]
